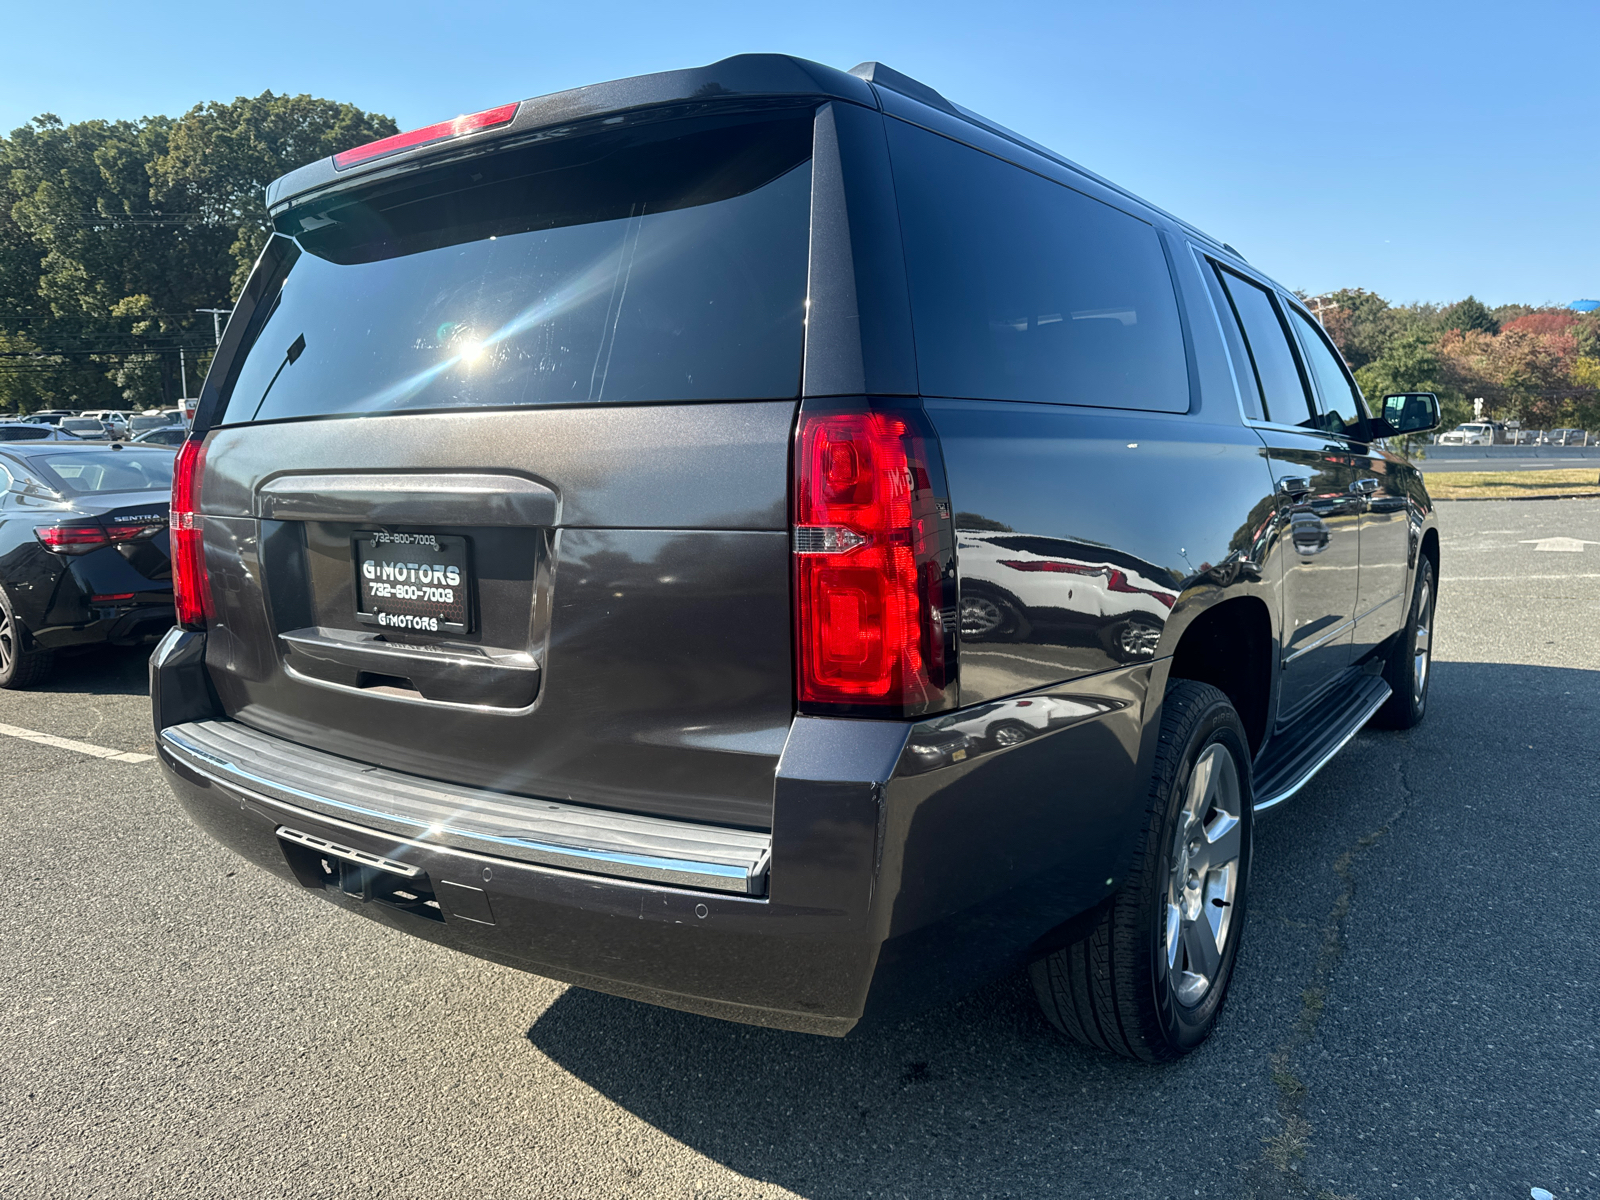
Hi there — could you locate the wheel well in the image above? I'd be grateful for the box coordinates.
[1420,527,1440,578]
[1167,597,1271,755]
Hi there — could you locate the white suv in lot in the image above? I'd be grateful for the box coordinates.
[1437,422,1494,446]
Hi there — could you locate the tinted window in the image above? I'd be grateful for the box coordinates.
[887,121,1189,412]
[1200,261,1264,420]
[1289,309,1366,437]
[221,112,815,424]
[1215,268,1312,425]
[0,426,51,441]
[23,450,174,493]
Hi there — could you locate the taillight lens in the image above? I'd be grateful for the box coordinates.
[793,404,956,717]
[332,102,519,170]
[171,438,211,630]
[34,525,110,555]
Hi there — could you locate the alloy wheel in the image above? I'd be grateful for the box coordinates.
[1163,743,1243,1008]
[0,608,13,676]
[1413,575,1433,707]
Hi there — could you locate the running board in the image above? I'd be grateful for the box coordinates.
[1252,675,1391,812]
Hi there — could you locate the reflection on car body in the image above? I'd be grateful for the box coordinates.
[957,529,1179,662]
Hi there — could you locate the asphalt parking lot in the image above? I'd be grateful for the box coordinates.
[2,499,1596,1200]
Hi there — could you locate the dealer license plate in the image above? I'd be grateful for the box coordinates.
[353,532,472,634]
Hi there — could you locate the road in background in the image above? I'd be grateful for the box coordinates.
[1,500,1596,1199]
[1419,445,1600,472]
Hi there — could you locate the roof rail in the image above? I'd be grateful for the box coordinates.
[848,62,958,115]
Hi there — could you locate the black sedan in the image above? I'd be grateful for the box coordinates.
[0,442,177,687]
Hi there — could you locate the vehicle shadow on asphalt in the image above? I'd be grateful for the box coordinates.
[525,959,1251,1197]
[34,644,156,697]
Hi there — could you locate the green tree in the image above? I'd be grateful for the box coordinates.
[1440,295,1499,336]
[0,94,394,410]
[151,92,397,295]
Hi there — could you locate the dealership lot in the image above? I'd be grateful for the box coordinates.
[2,500,1596,1200]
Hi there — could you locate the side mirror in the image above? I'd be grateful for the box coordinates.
[1372,392,1441,438]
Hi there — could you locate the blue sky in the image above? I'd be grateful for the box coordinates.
[4,0,1592,307]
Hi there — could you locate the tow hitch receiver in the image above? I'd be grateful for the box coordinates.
[275,826,444,922]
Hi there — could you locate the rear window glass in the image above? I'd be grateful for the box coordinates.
[219,111,815,424]
[24,450,174,494]
[885,120,1190,412]
[0,426,51,441]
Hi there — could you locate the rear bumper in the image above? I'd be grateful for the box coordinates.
[152,629,1158,1035]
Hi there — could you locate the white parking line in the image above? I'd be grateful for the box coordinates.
[1443,573,1600,582]
[0,721,154,764]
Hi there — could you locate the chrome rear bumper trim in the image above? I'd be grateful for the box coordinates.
[159,720,771,896]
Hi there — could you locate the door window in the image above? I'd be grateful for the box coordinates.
[1212,266,1313,426]
[1289,309,1368,438]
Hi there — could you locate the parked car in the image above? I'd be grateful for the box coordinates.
[57,416,116,441]
[1437,422,1493,446]
[0,422,90,442]
[128,412,179,437]
[28,410,75,426]
[1548,428,1588,446]
[131,425,189,446]
[0,443,178,687]
[78,410,130,438]
[150,55,1441,1062]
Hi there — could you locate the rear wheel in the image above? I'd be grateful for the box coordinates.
[1030,681,1252,1060]
[0,591,54,689]
[1371,555,1435,730]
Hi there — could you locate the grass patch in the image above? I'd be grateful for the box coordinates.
[1421,468,1600,500]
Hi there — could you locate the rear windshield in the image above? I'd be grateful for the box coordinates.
[0,426,51,441]
[60,418,104,432]
[24,449,174,494]
[219,110,816,424]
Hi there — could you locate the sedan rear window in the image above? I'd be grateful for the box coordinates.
[0,426,51,441]
[219,110,815,424]
[24,450,174,494]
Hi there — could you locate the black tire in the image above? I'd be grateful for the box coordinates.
[1030,681,1252,1061]
[0,590,54,689]
[1371,555,1435,730]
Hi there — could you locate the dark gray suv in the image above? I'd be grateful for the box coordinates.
[151,56,1441,1060]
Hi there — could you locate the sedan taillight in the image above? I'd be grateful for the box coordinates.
[34,524,110,555]
[171,437,212,630]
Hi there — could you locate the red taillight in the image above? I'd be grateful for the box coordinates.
[792,405,956,716]
[34,525,110,555]
[171,438,211,630]
[332,102,519,170]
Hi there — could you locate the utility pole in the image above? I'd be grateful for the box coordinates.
[196,307,232,346]
[179,346,188,401]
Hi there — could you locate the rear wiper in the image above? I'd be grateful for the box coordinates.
[248,333,307,421]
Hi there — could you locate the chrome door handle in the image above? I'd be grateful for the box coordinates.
[1349,478,1379,495]
[1277,476,1311,498]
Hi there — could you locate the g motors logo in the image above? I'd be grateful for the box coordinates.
[377,612,441,631]
[362,559,462,586]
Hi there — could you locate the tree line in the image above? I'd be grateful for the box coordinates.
[3,92,1596,428]
[1309,291,1600,432]
[0,93,395,412]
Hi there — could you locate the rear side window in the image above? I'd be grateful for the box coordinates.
[1288,309,1367,438]
[886,121,1189,412]
[1212,267,1313,426]
[0,426,51,441]
[220,111,815,424]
